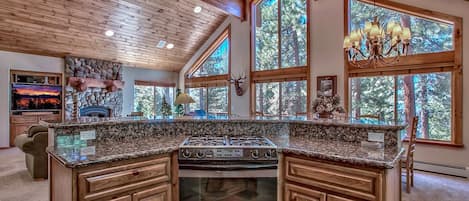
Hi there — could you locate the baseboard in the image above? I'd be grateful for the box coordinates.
[414,161,468,178]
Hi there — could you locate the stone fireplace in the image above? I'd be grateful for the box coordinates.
[80,106,112,117]
[64,56,123,119]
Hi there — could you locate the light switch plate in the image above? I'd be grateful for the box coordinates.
[80,130,96,140]
[368,132,384,142]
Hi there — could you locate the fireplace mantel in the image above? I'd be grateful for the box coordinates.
[68,77,124,92]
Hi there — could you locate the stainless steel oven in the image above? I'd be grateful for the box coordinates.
[178,136,278,201]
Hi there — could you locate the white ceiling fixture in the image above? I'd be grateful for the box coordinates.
[157,40,167,48]
[104,30,114,37]
[166,43,174,49]
[193,6,202,13]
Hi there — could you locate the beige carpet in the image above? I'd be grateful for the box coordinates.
[1,148,469,201]
[0,148,48,201]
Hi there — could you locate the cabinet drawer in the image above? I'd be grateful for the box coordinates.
[108,195,131,201]
[39,115,61,121]
[284,183,326,201]
[285,156,382,201]
[11,116,37,123]
[78,157,170,201]
[132,183,171,201]
[327,194,357,201]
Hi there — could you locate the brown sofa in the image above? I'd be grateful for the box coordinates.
[14,125,49,179]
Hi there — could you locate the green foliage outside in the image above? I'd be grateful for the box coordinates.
[134,86,174,118]
[160,95,172,116]
[349,0,453,141]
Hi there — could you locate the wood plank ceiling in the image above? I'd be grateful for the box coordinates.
[0,0,229,71]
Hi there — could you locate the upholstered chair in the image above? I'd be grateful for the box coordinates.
[14,125,49,179]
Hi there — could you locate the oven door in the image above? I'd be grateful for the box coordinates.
[179,163,278,201]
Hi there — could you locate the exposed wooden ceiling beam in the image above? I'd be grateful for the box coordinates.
[201,0,246,21]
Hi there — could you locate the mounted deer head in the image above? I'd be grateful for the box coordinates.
[228,73,247,96]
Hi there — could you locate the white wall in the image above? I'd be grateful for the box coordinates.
[179,0,469,169]
[179,16,251,116]
[0,51,64,148]
[122,67,179,116]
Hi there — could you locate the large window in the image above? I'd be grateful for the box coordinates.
[187,86,229,114]
[255,80,307,116]
[346,0,462,145]
[134,83,174,118]
[251,0,310,115]
[350,0,454,55]
[351,72,452,141]
[185,28,230,115]
[254,0,308,71]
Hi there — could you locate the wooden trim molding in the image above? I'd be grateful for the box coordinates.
[134,80,176,88]
[185,27,231,78]
[249,0,311,115]
[343,0,463,145]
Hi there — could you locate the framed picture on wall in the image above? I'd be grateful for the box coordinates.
[317,76,337,97]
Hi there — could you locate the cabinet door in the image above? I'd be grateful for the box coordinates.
[327,194,357,201]
[108,195,132,201]
[285,183,326,201]
[132,183,171,201]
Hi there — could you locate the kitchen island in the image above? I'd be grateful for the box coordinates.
[43,116,406,201]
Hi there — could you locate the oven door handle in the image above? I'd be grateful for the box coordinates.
[178,163,278,170]
[179,168,278,178]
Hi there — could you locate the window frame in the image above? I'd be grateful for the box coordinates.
[185,26,231,115]
[250,0,311,115]
[344,0,463,146]
[133,80,176,117]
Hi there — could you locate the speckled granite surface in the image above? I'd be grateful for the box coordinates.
[47,135,186,168]
[48,134,403,169]
[40,115,407,130]
[267,134,404,169]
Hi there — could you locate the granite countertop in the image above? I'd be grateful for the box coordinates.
[268,135,404,169]
[48,134,403,169]
[40,115,407,130]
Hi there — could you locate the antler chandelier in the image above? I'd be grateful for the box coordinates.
[343,16,411,68]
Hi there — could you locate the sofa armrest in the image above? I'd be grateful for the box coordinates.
[14,134,35,153]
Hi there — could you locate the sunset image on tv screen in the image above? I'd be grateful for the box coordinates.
[11,84,62,111]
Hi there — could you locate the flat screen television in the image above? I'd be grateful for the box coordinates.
[11,83,62,111]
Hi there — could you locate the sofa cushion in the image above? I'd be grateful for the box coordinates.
[28,125,48,137]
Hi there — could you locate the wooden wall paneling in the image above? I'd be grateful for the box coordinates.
[201,0,246,21]
[0,0,229,71]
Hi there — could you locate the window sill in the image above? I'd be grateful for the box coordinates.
[402,138,464,148]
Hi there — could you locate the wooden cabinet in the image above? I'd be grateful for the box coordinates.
[108,195,132,201]
[49,152,178,201]
[132,183,171,201]
[280,154,400,201]
[285,183,326,201]
[10,114,61,146]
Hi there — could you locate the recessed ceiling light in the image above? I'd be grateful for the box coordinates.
[166,43,174,49]
[105,30,114,37]
[193,6,202,13]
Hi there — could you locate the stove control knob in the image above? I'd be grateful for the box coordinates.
[251,150,259,159]
[181,150,191,158]
[264,150,272,158]
[196,151,205,158]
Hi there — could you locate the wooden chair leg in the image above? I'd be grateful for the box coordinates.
[406,167,411,193]
[410,168,414,187]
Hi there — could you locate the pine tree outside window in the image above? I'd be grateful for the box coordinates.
[346,0,462,145]
[185,28,231,115]
[251,0,310,116]
[134,83,175,118]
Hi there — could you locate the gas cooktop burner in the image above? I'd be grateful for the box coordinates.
[182,136,275,147]
[179,136,277,161]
